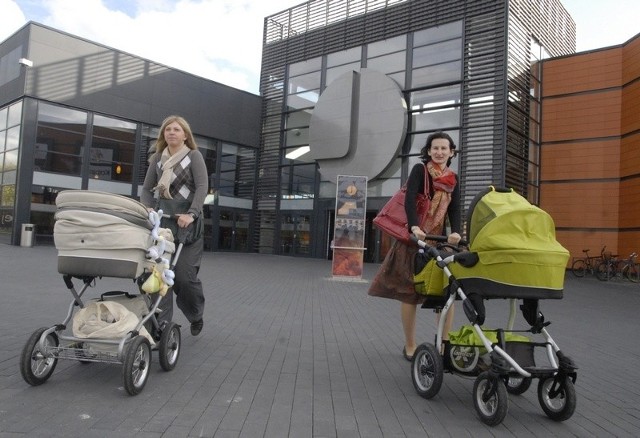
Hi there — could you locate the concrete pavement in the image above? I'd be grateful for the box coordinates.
[0,243,639,437]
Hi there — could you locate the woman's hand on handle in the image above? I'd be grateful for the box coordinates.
[411,226,426,241]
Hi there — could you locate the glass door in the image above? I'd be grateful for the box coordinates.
[218,209,250,252]
[280,212,311,256]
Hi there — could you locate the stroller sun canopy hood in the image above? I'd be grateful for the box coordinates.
[450,188,570,299]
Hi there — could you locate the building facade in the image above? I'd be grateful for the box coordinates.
[256,0,575,261]
[540,33,640,261]
[0,23,262,250]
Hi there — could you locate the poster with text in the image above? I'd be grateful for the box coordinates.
[332,175,367,278]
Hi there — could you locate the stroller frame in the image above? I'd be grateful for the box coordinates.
[20,204,184,396]
[411,235,578,426]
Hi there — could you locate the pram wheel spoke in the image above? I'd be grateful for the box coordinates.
[473,372,508,426]
[411,343,443,399]
[158,322,181,371]
[20,328,58,386]
[122,336,151,396]
[537,375,576,421]
[505,375,532,395]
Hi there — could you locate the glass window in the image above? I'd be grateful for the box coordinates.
[35,103,87,176]
[368,35,406,57]
[413,39,462,68]
[285,127,309,148]
[285,109,312,130]
[218,143,256,199]
[410,85,461,110]
[0,107,7,131]
[3,149,17,172]
[0,131,5,153]
[411,107,460,131]
[327,47,361,67]
[1,184,15,206]
[7,100,22,127]
[288,70,321,95]
[326,62,361,86]
[413,21,463,46]
[281,163,315,199]
[289,56,322,77]
[411,61,461,88]
[5,126,19,151]
[366,51,406,74]
[89,115,137,183]
[286,91,320,110]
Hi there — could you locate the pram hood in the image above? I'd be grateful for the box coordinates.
[450,187,569,299]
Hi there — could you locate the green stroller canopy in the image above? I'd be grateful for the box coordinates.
[449,187,569,299]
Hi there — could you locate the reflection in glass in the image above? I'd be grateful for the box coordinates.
[5,126,20,151]
[90,114,137,182]
[327,47,361,67]
[411,61,461,88]
[289,56,322,77]
[411,107,460,131]
[413,21,462,46]
[7,101,22,127]
[35,103,87,176]
[280,213,311,256]
[281,163,315,198]
[288,70,321,95]
[218,143,256,199]
[326,63,360,86]
[413,39,462,68]
[366,51,406,75]
[368,35,406,57]
[286,91,320,110]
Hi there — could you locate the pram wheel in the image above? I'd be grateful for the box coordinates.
[158,322,181,371]
[537,375,576,421]
[20,328,59,386]
[473,371,508,426]
[411,343,443,399]
[505,375,532,395]
[122,335,151,396]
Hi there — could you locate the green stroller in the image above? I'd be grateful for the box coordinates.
[411,186,577,426]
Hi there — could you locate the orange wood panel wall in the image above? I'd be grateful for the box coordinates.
[540,34,640,264]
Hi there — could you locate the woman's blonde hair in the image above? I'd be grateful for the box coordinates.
[154,115,198,153]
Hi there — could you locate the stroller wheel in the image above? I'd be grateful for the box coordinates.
[20,327,59,386]
[122,336,151,396]
[505,375,532,395]
[473,371,508,426]
[158,322,181,371]
[411,343,443,399]
[537,375,576,421]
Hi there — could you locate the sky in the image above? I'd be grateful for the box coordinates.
[1,0,639,95]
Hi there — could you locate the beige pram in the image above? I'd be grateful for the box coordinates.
[20,190,182,396]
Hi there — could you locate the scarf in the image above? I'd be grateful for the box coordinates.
[421,161,457,235]
[153,144,190,199]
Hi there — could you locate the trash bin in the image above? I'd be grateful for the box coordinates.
[20,223,35,247]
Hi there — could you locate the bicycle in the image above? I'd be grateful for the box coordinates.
[571,246,605,277]
[618,252,640,283]
[596,251,619,281]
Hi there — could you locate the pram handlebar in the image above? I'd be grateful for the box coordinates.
[411,235,478,268]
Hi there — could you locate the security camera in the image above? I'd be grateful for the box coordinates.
[18,58,33,67]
